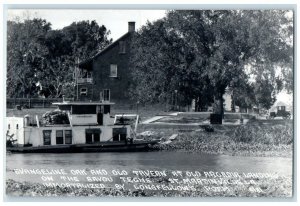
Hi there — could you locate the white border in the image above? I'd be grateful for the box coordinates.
[1,0,299,205]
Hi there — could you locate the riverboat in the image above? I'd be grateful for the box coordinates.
[6,101,159,153]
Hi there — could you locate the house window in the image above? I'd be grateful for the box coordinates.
[103,89,110,102]
[43,130,52,145]
[8,124,10,130]
[119,41,126,54]
[56,130,64,144]
[110,64,118,77]
[80,88,87,96]
[16,124,19,130]
[65,130,72,144]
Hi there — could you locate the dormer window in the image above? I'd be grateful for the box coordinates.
[110,64,118,77]
[119,41,126,54]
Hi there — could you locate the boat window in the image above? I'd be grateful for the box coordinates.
[58,105,71,111]
[94,133,100,142]
[104,105,110,114]
[65,130,72,144]
[112,128,127,141]
[85,129,101,144]
[72,105,96,114]
[86,133,93,144]
[56,130,64,144]
[43,130,52,145]
[103,89,110,102]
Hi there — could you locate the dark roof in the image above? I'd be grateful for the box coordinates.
[78,32,131,69]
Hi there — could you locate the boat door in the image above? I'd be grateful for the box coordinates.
[96,105,103,125]
[97,113,103,125]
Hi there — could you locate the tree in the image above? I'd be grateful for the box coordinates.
[129,19,215,111]
[38,20,112,98]
[7,19,51,98]
[7,19,112,98]
[130,10,293,114]
[61,20,112,60]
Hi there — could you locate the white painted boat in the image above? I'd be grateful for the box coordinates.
[6,101,158,153]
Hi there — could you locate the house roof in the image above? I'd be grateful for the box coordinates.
[78,32,131,69]
[269,100,292,112]
[274,101,289,107]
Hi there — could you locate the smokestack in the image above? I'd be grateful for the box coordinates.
[128,22,135,33]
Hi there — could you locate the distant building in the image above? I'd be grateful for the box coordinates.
[270,100,293,114]
[77,22,136,105]
[223,87,233,112]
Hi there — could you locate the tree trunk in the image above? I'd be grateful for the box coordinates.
[195,97,200,112]
[214,92,225,119]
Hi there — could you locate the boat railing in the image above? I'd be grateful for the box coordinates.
[114,114,139,131]
[67,112,73,127]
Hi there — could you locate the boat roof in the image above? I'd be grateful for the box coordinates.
[53,101,115,106]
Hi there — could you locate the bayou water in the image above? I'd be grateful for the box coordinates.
[6,151,292,184]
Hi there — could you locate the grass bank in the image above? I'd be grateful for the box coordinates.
[141,120,293,157]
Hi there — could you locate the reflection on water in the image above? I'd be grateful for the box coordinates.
[6,151,292,183]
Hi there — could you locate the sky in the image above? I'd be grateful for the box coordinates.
[7,9,168,40]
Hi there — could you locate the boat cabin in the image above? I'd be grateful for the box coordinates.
[7,101,138,148]
[52,101,114,126]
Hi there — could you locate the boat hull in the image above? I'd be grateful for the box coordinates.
[6,140,159,153]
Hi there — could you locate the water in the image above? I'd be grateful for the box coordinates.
[6,151,292,184]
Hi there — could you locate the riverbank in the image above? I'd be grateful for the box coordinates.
[141,119,293,158]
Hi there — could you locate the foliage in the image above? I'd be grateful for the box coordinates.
[7,19,51,98]
[7,19,112,98]
[232,122,293,145]
[129,10,293,112]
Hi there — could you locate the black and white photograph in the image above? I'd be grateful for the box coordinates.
[3,4,295,200]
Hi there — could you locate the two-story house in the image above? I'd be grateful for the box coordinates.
[77,22,135,105]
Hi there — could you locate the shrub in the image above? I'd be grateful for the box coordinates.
[232,123,293,145]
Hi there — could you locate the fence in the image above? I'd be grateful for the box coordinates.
[6,98,74,109]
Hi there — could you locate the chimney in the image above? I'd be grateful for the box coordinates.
[128,22,135,33]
